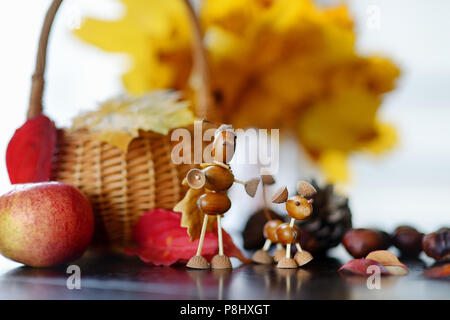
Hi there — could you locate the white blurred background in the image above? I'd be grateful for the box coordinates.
[0,0,449,270]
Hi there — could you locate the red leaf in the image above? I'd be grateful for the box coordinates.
[422,263,450,279]
[6,115,57,184]
[125,209,249,266]
[339,258,389,276]
[219,227,252,264]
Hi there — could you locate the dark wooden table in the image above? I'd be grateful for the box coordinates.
[0,249,448,300]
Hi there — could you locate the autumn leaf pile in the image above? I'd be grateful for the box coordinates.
[75,0,400,182]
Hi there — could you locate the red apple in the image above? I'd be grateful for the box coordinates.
[0,182,94,267]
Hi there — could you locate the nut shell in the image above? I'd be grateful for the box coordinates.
[187,255,210,269]
[273,248,286,262]
[261,174,275,185]
[286,195,312,220]
[252,249,273,265]
[244,178,260,197]
[297,181,317,199]
[211,254,232,269]
[294,250,313,266]
[277,257,298,269]
[186,169,206,189]
[271,186,288,204]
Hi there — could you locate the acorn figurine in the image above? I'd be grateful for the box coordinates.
[251,174,281,264]
[185,124,260,269]
[273,181,317,269]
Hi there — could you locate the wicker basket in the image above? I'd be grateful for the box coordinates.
[27,0,221,250]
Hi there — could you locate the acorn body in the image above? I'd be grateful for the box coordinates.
[198,191,231,215]
[204,165,234,192]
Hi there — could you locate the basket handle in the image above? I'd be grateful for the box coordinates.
[27,0,219,121]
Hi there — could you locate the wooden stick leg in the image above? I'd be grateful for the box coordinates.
[262,239,272,251]
[196,214,209,256]
[289,218,295,227]
[295,243,303,253]
[217,215,224,256]
[286,243,292,259]
[285,218,296,258]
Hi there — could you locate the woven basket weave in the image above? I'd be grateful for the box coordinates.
[28,0,221,250]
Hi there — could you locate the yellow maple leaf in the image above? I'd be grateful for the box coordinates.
[72,90,195,151]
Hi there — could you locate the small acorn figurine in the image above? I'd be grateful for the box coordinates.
[184,124,260,270]
[257,181,316,269]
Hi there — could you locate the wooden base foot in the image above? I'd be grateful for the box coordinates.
[294,250,313,267]
[211,254,232,269]
[252,249,273,264]
[187,255,210,269]
[277,257,298,269]
[274,248,286,262]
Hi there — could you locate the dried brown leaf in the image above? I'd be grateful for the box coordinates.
[338,258,389,276]
[174,187,215,241]
[366,250,406,268]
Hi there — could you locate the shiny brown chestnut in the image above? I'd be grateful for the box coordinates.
[263,219,283,243]
[392,225,424,258]
[276,223,300,245]
[422,227,450,261]
[204,165,234,192]
[198,192,231,215]
[342,228,391,259]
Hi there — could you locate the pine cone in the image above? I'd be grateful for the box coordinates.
[296,180,352,255]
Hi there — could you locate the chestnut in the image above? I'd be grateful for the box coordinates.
[286,195,312,220]
[276,223,300,245]
[392,225,423,258]
[342,228,391,258]
[263,219,283,243]
[422,227,450,261]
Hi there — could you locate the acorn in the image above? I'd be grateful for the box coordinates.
[392,225,424,258]
[342,228,391,258]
